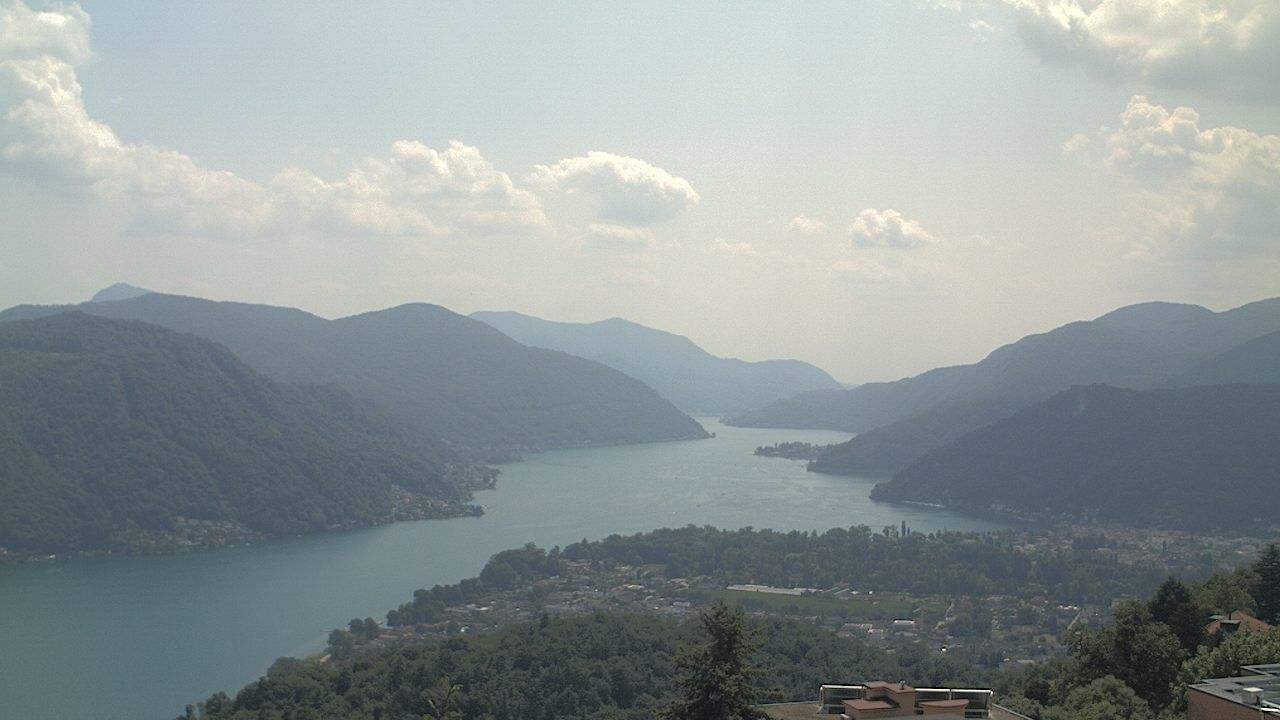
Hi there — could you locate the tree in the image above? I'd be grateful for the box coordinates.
[664,601,764,720]
[1254,543,1280,624]
[423,676,463,720]
[1043,676,1155,720]
[1065,600,1183,709]
[1149,577,1204,654]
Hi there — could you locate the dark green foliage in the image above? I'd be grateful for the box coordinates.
[1148,577,1206,654]
[874,384,1280,532]
[664,601,764,720]
[0,313,464,552]
[1042,676,1155,720]
[0,294,709,451]
[1063,601,1184,709]
[1255,543,1280,624]
[186,612,953,720]
[471,311,841,416]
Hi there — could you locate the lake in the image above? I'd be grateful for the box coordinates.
[0,419,1008,720]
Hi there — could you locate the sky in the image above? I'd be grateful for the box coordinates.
[1,1,1278,383]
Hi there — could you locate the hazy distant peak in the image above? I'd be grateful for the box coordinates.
[89,283,152,303]
[1092,300,1213,325]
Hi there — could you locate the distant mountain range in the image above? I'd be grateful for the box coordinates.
[0,313,476,553]
[735,298,1280,477]
[870,383,1280,533]
[472,311,841,416]
[0,293,709,453]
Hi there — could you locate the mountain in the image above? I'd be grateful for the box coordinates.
[732,299,1280,434]
[471,311,841,416]
[737,297,1280,430]
[1170,330,1280,387]
[0,293,709,451]
[807,396,1028,477]
[870,384,1280,532]
[0,313,473,553]
[738,298,1280,477]
[89,282,152,303]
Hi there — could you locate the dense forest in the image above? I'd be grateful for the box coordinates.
[0,293,710,452]
[873,384,1280,531]
[0,313,479,553]
[183,610,981,720]
[385,525,1200,629]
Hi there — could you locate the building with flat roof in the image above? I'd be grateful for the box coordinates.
[1188,664,1280,719]
[818,682,993,719]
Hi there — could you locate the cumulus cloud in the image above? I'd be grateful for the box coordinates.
[1069,95,1280,256]
[271,141,546,237]
[1002,0,1280,99]
[0,0,91,66]
[531,151,699,226]
[848,208,938,248]
[0,0,544,239]
[786,213,826,234]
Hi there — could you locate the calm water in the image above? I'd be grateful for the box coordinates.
[0,420,1007,720]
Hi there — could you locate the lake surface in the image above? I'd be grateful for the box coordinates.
[0,420,1008,720]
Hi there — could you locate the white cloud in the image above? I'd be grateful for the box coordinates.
[786,213,826,234]
[848,208,938,248]
[0,1,544,239]
[271,141,546,237]
[1002,0,1280,99]
[1068,95,1280,256]
[531,151,699,226]
[0,0,91,66]
[580,222,656,248]
[967,18,1000,39]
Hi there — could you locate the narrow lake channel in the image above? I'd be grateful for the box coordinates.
[0,419,1009,720]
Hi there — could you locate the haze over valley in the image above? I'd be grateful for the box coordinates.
[2,2,1280,720]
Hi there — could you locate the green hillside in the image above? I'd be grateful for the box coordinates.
[0,313,473,553]
[871,384,1280,531]
[0,293,709,452]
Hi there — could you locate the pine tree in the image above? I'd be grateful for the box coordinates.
[1255,543,1280,624]
[1149,577,1204,654]
[665,601,765,720]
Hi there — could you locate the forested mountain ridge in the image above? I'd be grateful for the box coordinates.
[0,293,709,451]
[871,383,1280,532]
[731,298,1280,434]
[781,298,1280,477]
[0,313,479,553]
[1170,329,1280,387]
[471,310,842,415]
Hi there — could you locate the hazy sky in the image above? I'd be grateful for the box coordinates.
[2,1,1278,382]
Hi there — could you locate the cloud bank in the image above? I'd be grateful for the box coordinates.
[1004,0,1280,99]
[1069,95,1280,258]
[0,1,695,244]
